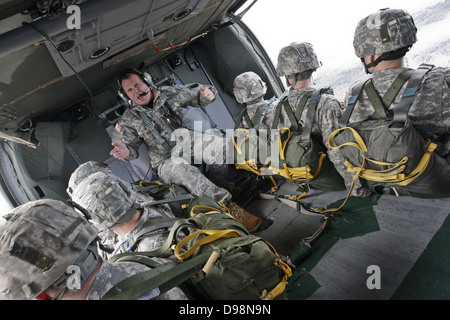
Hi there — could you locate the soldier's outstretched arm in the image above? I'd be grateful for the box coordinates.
[110,142,131,160]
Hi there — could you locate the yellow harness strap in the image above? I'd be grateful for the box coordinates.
[329,126,436,185]
[233,127,326,195]
[324,126,437,214]
[233,128,280,190]
[260,241,293,300]
[174,229,241,260]
[175,206,292,300]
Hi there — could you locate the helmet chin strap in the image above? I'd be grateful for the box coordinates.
[362,55,385,74]
[362,46,412,74]
[286,70,315,88]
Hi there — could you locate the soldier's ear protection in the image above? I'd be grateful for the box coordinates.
[117,68,154,101]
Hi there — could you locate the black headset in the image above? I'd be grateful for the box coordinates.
[117,68,154,101]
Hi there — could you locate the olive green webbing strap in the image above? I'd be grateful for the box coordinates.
[137,110,173,151]
[237,98,277,130]
[112,194,194,255]
[360,65,432,123]
[139,194,195,208]
[363,81,386,120]
[381,70,414,112]
[108,218,194,262]
[300,90,321,141]
[340,79,368,127]
[393,64,434,123]
[278,88,327,141]
[243,98,277,130]
[107,254,162,268]
[282,98,299,131]
[295,91,314,121]
[364,70,414,119]
[243,110,254,128]
[271,90,290,130]
[281,92,314,132]
[244,108,262,129]
[234,108,246,130]
[101,250,213,300]
[342,69,416,125]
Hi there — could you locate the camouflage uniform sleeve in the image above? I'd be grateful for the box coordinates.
[258,99,291,129]
[314,95,342,147]
[409,67,450,134]
[317,94,371,196]
[343,86,353,111]
[87,261,187,300]
[271,99,291,129]
[116,112,144,161]
[163,83,217,110]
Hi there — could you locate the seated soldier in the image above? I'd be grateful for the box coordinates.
[67,162,185,261]
[233,71,290,130]
[109,68,262,231]
[0,199,187,300]
[67,161,259,261]
[274,42,352,194]
[335,8,450,198]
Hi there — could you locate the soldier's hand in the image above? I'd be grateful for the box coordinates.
[200,86,215,101]
[110,142,130,160]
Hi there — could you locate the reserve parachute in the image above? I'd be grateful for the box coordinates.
[233,89,345,194]
[329,64,450,198]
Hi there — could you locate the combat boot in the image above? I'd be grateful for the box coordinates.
[228,202,262,233]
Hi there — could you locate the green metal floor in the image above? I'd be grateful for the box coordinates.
[276,186,450,300]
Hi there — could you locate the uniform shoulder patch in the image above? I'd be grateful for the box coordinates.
[114,123,122,133]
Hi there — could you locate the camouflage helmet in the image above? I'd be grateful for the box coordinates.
[67,161,112,198]
[70,171,138,231]
[276,42,321,77]
[0,199,99,300]
[353,8,417,58]
[233,71,267,104]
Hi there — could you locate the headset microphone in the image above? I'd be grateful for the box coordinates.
[138,91,150,98]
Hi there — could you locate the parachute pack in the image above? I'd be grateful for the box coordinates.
[133,180,194,217]
[173,200,291,300]
[329,64,450,198]
[233,89,345,195]
[101,183,291,300]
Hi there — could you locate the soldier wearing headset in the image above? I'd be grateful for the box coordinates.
[110,68,262,233]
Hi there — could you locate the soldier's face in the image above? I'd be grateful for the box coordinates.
[121,74,153,105]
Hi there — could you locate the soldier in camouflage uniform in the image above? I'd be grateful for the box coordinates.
[110,68,262,232]
[276,42,361,194]
[342,8,450,194]
[66,161,119,257]
[233,71,290,130]
[110,67,230,204]
[67,160,113,196]
[0,199,187,300]
[68,165,184,262]
[232,71,291,180]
